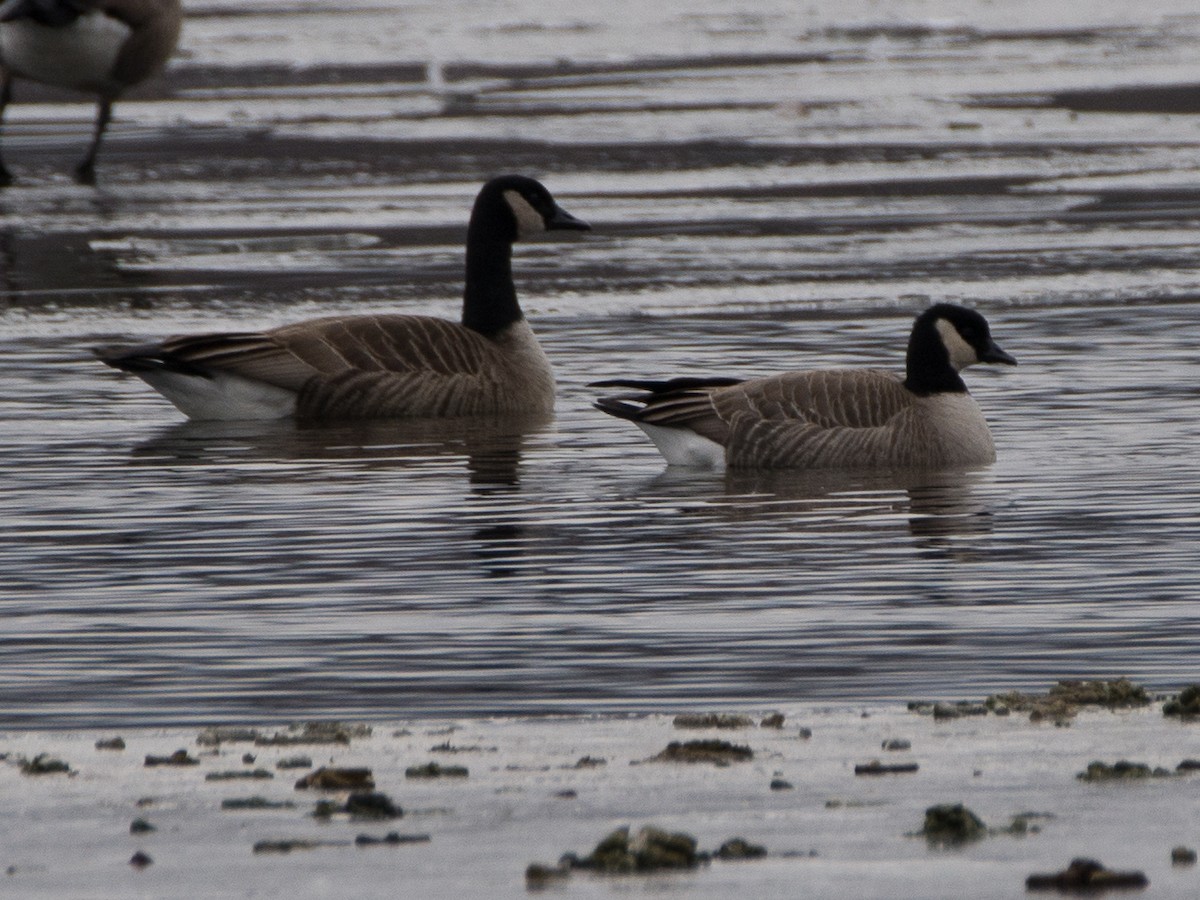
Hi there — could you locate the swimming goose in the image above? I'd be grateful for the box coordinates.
[0,0,183,184]
[96,175,590,421]
[592,303,1016,470]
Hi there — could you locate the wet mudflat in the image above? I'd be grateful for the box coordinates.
[3,695,1198,899]
[2,1,1200,729]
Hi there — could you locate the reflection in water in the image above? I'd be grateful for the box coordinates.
[129,413,550,489]
[644,466,996,550]
[127,413,546,583]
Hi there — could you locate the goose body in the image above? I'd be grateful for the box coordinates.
[0,0,183,183]
[97,175,589,422]
[593,304,1016,471]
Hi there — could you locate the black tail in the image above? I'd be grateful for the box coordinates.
[93,343,213,379]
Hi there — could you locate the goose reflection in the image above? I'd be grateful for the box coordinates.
[127,413,550,489]
[644,466,996,549]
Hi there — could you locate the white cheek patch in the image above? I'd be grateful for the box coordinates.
[935,318,979,370]
[503,190,546,238]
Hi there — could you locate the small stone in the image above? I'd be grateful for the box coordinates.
[129,818,156,835]
[344,791,401,819]
[769,778,793,791]
[1076,760,1172,781]
[355,831,430,847]
[1026,857,1148,891]
[525,862,570,886]
[276,755,313,770]
[650,740,753,765]
[95,737,125,751]
[204,769,273,781]
[20,754,71,775]
[882,739,911,751]
[797,727,813,739]
[554,789,577,799]
[196,727,261,747]
[572,756,606,769]
[144,749,199,767]
[760,713,785,729]
[920,803,986,844]
[932,703,961,720]
[715,837,767,860]
[1171,846,1197,866]
[405,762,468,779]
[129,851,153,869]
[672,713,753,729]
[854,759,919,776]
[241,753,256,765]
[1162,684,1200,718]
[294,766,374,790]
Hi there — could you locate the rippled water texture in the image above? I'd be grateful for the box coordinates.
[1,0,1199,726]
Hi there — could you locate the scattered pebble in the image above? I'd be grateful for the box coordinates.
[144,749,199,767]
[405,762,468,779]
[428,741,495,753]
[129,818,156,835]
[294,767,374,790]
[672,713,753,729]
[760,713,785,729]
[355,832,431,847]
[1026,857,1148,892]
[714,838,767,860]
[1162,684,1200,719]
[196,727,261,747]
[241,753,256,765]
[314,791,401,820]
[769,778,793,791]
[275,756,313,770]
[255,722,369,747]
[650,739,753,765]
[20,754,71,775]
[919,804,986,844]
[882,738,911,751]
[129,851,153,869]
[1076,760,1173,781]
[854,759,919,776]
[205,769,274,781]
[569,825,702,874]
[94,737,125,751]
[571,756,606,769]
[1171,846,1197,867]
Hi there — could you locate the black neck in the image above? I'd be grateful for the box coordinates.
[904,323,967,395]
[461,211,521,336]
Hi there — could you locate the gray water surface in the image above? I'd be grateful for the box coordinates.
[1,0,1199,726]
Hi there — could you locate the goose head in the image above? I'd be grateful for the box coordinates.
[473,174,591,243]
[905,303,1016,395]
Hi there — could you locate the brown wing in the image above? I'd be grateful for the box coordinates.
[148,315,530,418]
[712,369,912,428]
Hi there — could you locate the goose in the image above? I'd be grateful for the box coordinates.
[96,175,590,421]
[0,0,183,184]
[592,303,1016,470]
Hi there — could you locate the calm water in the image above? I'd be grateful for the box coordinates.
[1,0,1199,726]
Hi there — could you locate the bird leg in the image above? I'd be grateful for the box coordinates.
[0,71,13,187]
[75,95,113,185]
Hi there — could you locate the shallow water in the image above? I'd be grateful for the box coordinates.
[1,0,1199,726]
